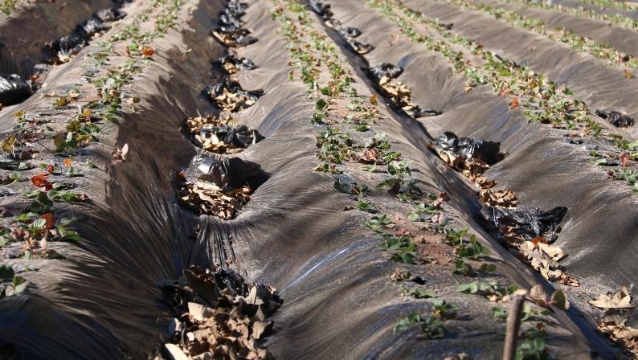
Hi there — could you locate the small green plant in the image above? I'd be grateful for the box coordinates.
[315,127,353,164]
[364,215,392,231]
[401,286,436,299]
[429,299,457,320]
[516,327,549,360]
[393,312,447,339]
[492,304,549,322]
[457,281,518,301]
[0,0,17,15]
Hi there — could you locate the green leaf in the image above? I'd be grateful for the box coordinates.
[492,307,507,321]
[315,98,328,111]
[550,290,569,310]
[355,124,370,132]
[31,219,47,229]
[457,281,479,294]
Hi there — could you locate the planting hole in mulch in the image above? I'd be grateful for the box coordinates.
[176,156,267,220]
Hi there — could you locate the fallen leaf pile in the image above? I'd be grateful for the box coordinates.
[589,287,638,356]
[185,115,233,134]
[178,180,252,220]
[478,188,517,207]
[161,266,283,360]
[375,77,438,118]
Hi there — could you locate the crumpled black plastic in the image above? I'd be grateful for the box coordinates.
[220,11,243,28]
[0,74,33,106]
[309,0,334,19]
[188,155,265,190]
[338,27,362,39]
[404,107,441,118]
[49,8,126,60]
[212,6,257,47]
[95,8,126,22]
[595,109,635,128]
[364,63,403,81]
[214,55,257,73]
[346,39,374,55]
[204,79,264,109]
[198,124,264,149]
[478,206,568,242]
[325,18,342,28]
[433,131,503,165]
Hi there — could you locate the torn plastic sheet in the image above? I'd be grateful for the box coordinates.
[595,109,635,128]
[204,80,264,112]
[309,0,334,19]
[346,39,375,55]
[185,116,264,154]
[211,29,258,48]
[214,55,257,74]
[186,155,265,191]
[0,74,32,106]
[478,206,568,243]
[48,7,126,63]
[199,125,263,150]
[364,62,404,82]
[211,5,258,48]
[433,131,504,166]
[338,27,362,39]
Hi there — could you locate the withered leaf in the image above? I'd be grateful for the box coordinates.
[590,287,635,310]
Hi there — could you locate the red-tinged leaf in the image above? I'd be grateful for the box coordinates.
[47,164,54,174]
[621,152,629,168]
[40,213,56,229]
[31,173,53,191]
[142,46,155,58]
[509,97,519,109]
[531,236,548,249]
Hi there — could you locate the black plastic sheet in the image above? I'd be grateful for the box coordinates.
[0,74,32,106]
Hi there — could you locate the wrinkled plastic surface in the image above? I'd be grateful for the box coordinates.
[479,206,568,242]
[0,0,116,77]
[187,154,265,190]
[0,74,31,106]
[0,0,626,359]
